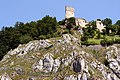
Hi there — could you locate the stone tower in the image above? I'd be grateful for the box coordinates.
[65,6,75,19]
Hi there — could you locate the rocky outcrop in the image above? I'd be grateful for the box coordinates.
[1,72,12,80]
[2,40,52,61]
[0,34,120,80]
[106,46,120,78]
[53,58,61,73]
[32,51,91,79]
[62,34,79,44]
[32,53,55,73]
[72,59,81,72]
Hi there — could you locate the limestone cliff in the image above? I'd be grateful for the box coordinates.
[0,34,119,80]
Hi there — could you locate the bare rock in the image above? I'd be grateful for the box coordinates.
[72,59,81,73]
[43,53,54,73]
[1,72,12,80]
[53,58,61,73]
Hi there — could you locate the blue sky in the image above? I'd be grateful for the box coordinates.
[0,0,120,29]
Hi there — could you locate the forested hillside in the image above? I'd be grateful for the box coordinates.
[0,15,60,60]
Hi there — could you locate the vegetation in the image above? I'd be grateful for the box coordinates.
[81,18,120,46]
[0,15,60,60]
[0,16,120,60]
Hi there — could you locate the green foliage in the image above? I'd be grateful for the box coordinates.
[19,35,33,44]
[97,31,101,39]
[0,15,60,60]
[74,26,79,30]
[82,25,97,38]
[66,17,76,31]
[81,38,101,45]
[100,38,114,46]
[58,19,65,25]
[114,38,120,44]
[82,18,120,46]
[87,39,101,45]
[81,35,89,42]
[102,18,112,34]
[100,35,120,46]
[0,27,21,60]
[114,20,120,35]
[102,18,112,26]
[0,16,120,60]
[115,20,120,26]
[62,29,69,34]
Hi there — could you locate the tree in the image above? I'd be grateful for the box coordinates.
[115,20,120,26]
[0,15,60,60]
[19,35,33,44]
[102,18,112,34]
[65,17,76,33]
[58,19,65,25]
[90,21,97,30]
[85,21,97,38]
[115,20,120,35]
[102,18,112,26]
[14,22,24,29]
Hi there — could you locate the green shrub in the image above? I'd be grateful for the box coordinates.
[74,26,79,30]
[38,35,46,39]
[114,38,120,44]
[62,29,69,34]
[100,39,114,46]
[19,35,33,44]
[81,36,89,41]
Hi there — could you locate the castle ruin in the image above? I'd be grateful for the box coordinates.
[65,6,105,32]
[65,6,75,19]
[96,20,105,32]
[75,18,88,28]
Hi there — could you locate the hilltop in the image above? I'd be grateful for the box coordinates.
[0,14,120,60]
[0,32,120,80]
[0,13,120,80]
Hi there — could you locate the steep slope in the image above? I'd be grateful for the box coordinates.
[0,34,119,80]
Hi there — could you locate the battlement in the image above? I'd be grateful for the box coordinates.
[65,6,74,12]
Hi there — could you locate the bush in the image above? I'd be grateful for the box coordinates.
[81,36,89,41]
[114,38,120,44]
[62,29,69,34]
[19,35,33,44]
[38,35,46,39]
[100,39,114,46]
[58,19,65,25]
[74,26,79,30]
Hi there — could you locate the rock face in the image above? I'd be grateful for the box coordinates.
[2,40,52,61]
[106,46,120,79]
[72,59,81,73]
[0,34,120,80]
[1,73,12,80]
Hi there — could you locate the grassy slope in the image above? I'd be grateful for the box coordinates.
[87,35,120,45]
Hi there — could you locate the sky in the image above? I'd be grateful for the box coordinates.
[0,0,120,29]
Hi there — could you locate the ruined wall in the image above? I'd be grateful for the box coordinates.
[75,18,88,28]
[96,20,105,32]
[65,6,75,19]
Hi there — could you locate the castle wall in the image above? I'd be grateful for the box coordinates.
[75,18,88,28]
[65,6,74,18]
[65,6,105,32]
[96,20,105,32]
